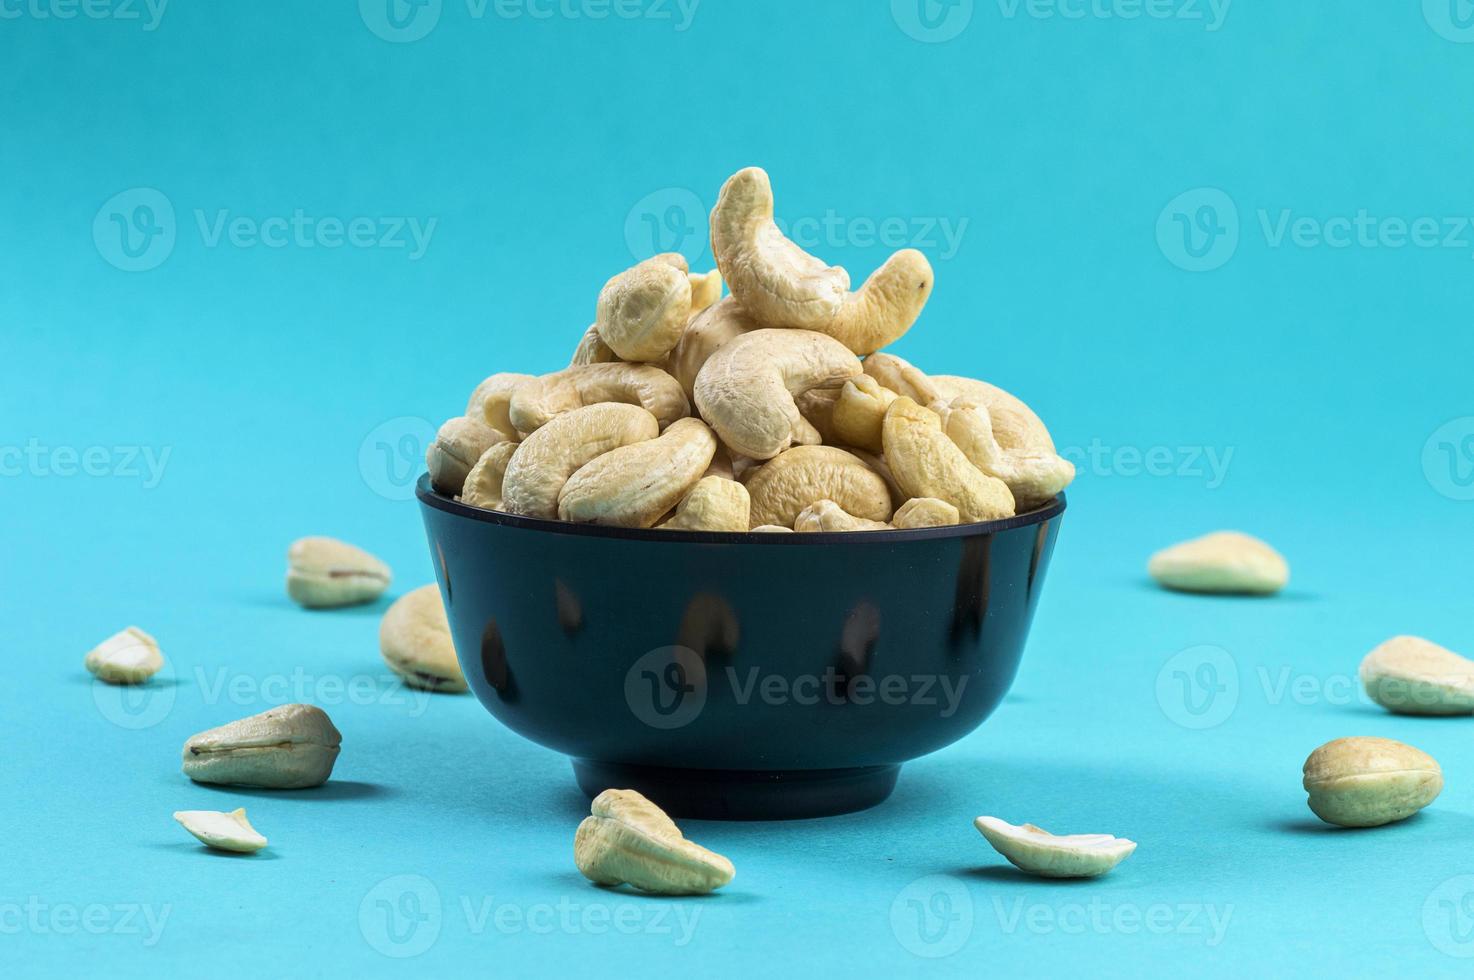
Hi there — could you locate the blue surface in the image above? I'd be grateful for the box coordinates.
[5,1,1474,975]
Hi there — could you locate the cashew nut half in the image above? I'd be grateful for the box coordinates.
[710,167,933,354]
[882,397,1015,522]
[501,403,660,519]
[596,257,693,362]
[574,789,733,895]
[975,817,1136,879]
[693,328,861,460]
[893,497,960,528]
[657,476,751,531]
[794,499,891,532]
[744,445,893,529]
[509,363,689,434]
[665,296,760,399]
[468,372,536,441]
[558,418,717,528]
[935,396,1074,510]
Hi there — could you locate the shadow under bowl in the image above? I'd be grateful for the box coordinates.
[418,475,1065,820]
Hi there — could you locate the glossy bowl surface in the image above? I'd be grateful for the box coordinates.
[418,475,1065,819]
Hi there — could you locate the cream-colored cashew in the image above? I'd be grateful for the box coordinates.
[744,445,893,528]
[703,444,734,481]
[461,442,518,511]
[751,524,794,533]
[689,270,723,314]
[794,499,891,532]
[845,447,906,509]
[893,497,960,528]
[831,375,899,452]
[648,252,689,273]
[731,453,762,482]
[883,397,1015,522]
[932,374,1059,454]
[664,296,761,398]
[569,324,620,367]
[574,789,733,895]
[426,415,508,496]
[596,257,693,362]
[558,418,717,527]
[657,476,751,531]
[935,396,1074,510]
[502,403,660,519]
[509,363,689,434]
[710,167,934,354]
[863,352,944,404]
[795,386,842,445]
[693,328,862,460]
[468,373,536,441]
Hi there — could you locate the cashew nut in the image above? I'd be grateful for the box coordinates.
[862,352,943,404]
[427,415,507,496]
[569,324,620,367]
[882,397,1015,522]
[558,418,717,527]
[845,447,906,509]
[935,396,1074,510]
[689,270,723,314]
[596,257,693,362]
[932,374,1060,454]
[509,363,689,434]
[710,167,934,354]
[975,817,1136,878]
[794,499,891,532]
[461,442,518,511]
[744,445,893,528]
[893,497,960,528]
[468,372,535,441]
[693,328,861,460]
[831,374,899,452]
[657,476,751,531]
[751,524,794,532]
[501,403,660,519]
[664,296,760,398]
[574,789,734,895]
[703,443,734,481]
[795,386,843,445]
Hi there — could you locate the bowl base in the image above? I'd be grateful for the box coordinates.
[572,760,901,821]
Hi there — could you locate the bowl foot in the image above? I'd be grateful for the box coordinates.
[571,760,901,821]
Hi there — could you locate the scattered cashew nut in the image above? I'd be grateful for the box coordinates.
[286,537,391,609]
[174,808,268,853]
[380,584,466,693]
[1148,531,1289,595]
[182,704,342,790]
[974,816,1136,878]
[1303,737,1443,828]
[1359,636,1474,716]
[574,789,734,895]
[84,626,164,685]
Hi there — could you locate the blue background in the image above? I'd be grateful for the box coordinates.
[5,0,1474,974]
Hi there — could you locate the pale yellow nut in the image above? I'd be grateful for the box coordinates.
[693,328,862,460]
[427,415,507,496]
[657,476,751,532]
[502,403,660,519]
[1359,636,1474,716]
[665,296,761,399]
[182,704,342,790]
[892,497,960,529]
[845,447,905,509]
[703,444,735,481]
[688,270,723,314]
[461,442,518,511]
[974,817,1136,878]
[935,395,1074,510]
[863,352,943,404]
[831,375,898,453]
[647,251,689,273]
[794,386,843,445]
[84,626,164,685]
[380,584,466,693]
[881,398,1015,523]
[174,808,268,853]
[745,446,893,528]
[467,373,535,441]
[574,789,734,895]
[596,257,693,362]
[751,524,794,533]
[794,499,891,532]
[1148,531,1288,595]
[558,418,717,528]
[286,537,391,609]
[509,363,689,434]
[710,167,933,354]
[1303,737,1442,828]
[931,374,1059,454]
[569,323,621,367]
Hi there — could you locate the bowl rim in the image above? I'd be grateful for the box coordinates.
[416,474,1066,545]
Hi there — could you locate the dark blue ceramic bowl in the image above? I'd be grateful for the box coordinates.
[418,474,1064,820]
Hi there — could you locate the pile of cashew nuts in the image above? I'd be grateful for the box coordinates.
[425,167,1075,533]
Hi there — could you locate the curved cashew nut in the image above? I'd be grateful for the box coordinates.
[751,524,794,533]
[569,324,620,367]
[689,270,723,314]
[882,397,1015,522]
[596,257,692,362]
[468,373,536,441]
[558,418,717,528]
[426,415,508,495]
[893,496,961,529]
[931,374,1059,454]
[710,167,933,354]
[795,386,843,445]
[657,476,751,532]
[509,363,689,434]
[831,375,899,452]
[794,499,891,532]
[935,396,1074,510]
[461,441,519,511]
[845,446,906,509]
[693,328,861,460]
[664,296,760,398]
[863,352,944,405]
[744,445,893,528]
[502,403,660,519]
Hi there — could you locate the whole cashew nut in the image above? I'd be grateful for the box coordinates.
[893,496,961,529]
[710,167,934,354]
[863,352,943,405]
[931,374,1059,454]
[831,374,899,452]
[665,296,760,398]
[427,415,508,496]
[468,373,536,441]
[882,397,1015,522]
[558,418,717,527]
[657,475,751,531]
[596,257,693,362]
[935,395,1074,510]
[569,324,620,367]
[794,499,891,532]
[744,445,893,528]
[693,328,862,460]
[461,441,519,511]
[509,363,689,434]
[502,403,660,519]
[689,270,723,314]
